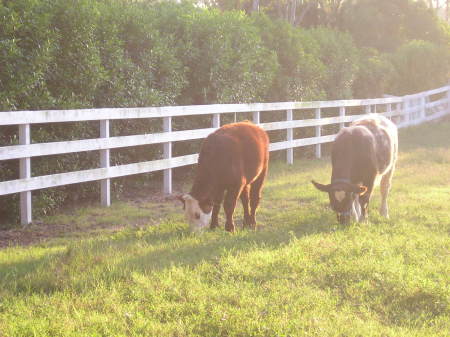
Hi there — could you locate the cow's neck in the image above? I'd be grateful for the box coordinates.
[331,137,354,183]
[190,167,214,202]
[331,166,352,183]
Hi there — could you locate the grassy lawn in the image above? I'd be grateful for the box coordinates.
[0,120,449,337]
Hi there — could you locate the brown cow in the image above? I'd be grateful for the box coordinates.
[179,121,269,232]
[312,114,398,224]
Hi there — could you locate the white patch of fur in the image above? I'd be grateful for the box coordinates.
[334,190,346,202]
[373,174,382,188]
[353,195,362,221]
[182,194,212,232]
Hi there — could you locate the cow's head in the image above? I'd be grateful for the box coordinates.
[177,194,212,231]
[311,180,367,224]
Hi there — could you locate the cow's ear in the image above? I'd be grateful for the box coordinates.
[176,194,186,210]
[358,186,368,196]
[311,180,331,193]
[352,185,368,196]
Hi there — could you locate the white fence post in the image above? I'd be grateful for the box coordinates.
[19,124,32,225]
[163,116,172,194]
[339,106,345,129]
[100,120,110,207]
[212,113,220,129]
[365,105,371,115]
[397,102,403,126]
[252,111,260,124]
[315,108,321,159]
[420,94,427,122]
[386,103,392,120]
[286,109,293,165]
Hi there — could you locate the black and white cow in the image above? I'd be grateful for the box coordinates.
[312,114,398,224]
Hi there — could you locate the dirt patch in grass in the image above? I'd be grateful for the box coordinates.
[0,187,184,249]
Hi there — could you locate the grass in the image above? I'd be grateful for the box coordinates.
[0,120,449,337]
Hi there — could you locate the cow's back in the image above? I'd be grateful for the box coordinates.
[351,114,398,175]
[198,122,269,185]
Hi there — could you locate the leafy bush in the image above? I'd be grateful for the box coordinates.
[388,39,450,95]
[339,0,449,52]
[252,14,326,102]
[306,27,360,100]
[0,0,55,111]
[353,48,395,98]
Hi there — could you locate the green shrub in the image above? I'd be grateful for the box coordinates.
[388,40,450,95]
[252,14,326,102]
[0,0,55,111]
[353,48,395,98]
[150,4,278,105]
[339,0,449,52]
[307,27,359,100]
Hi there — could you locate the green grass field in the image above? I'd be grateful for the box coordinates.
[1,120,449,337]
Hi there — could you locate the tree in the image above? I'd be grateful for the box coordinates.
[339,0,448,51]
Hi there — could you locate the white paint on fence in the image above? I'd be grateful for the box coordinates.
[100,120,110,207]
[19,124,31,225]
[286,109,294,165]
[163,116,172,195]
[315,108,321,159]
[1,85,449,224]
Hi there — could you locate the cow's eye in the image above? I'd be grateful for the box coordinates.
[195,212,200,219]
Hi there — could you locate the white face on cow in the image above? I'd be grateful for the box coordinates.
[334,190,346,202]
[182,194,212,232]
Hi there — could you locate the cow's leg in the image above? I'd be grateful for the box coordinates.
[380,168,395,218]
[240,185,252,228]
[223,185,243,232]
[210,188,225,229]
[359,179,375,222]
[354,194,362,221]
[351,198,358,221]
[249,169,267,229]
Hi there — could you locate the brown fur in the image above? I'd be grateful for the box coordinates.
[189,121,269,232]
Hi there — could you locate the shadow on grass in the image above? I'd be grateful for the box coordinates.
[1,209,339,296]
[0,249,64,294]
[114,212,337,275]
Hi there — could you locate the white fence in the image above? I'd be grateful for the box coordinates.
[1,85,449,225]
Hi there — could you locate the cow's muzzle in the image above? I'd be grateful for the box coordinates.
[337,211,351,224]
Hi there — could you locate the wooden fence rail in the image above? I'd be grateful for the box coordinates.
[1,85,449,224]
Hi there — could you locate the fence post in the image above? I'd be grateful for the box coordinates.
[286,109,293,165]
[408,96,414,125]
[386,103,392,120]
[100,120,110,207]
[212,113,220,128]
[163,116,172,195]
[365,105,371,115]
[19,124,32,225]
[396,102,402,126]
[420,93,427,122]
[339,106,346,129]
[252,111,260,124]
[402,96,410,126]
[315,108,321,159]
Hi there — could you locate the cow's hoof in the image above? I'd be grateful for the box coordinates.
[210,223,220,230]
[243,222,256,230]
[225,223,236,233]
[379,208,389,218]
[358,217,369,224]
